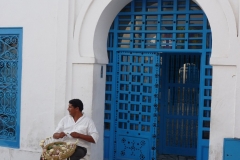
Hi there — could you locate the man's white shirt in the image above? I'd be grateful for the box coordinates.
[54,114,99,151]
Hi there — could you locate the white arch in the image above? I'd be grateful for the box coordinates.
[73,0,94,58]
[76,0,131,64]
[75,0,238,64]
[194,0,238,65]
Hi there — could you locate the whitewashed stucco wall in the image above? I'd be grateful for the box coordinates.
[0,0,240,160]
[0,0,61,159]
[0,0,105,159]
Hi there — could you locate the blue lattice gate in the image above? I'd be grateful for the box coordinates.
[104,0,212,160]
[158,54,200,156]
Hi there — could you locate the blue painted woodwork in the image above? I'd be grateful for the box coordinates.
[159,54,200,156]
[115,52,160,160]
[104,0,212,160]
[223,138,240,160]
[0,28,22,148]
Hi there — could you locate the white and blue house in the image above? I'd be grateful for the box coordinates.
[0,0,240,160]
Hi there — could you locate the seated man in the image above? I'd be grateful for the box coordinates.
[52,99,99,160]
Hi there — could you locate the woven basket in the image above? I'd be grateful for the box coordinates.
[40,138,78,160]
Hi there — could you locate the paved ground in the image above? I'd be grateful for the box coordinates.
[157,154,196,160]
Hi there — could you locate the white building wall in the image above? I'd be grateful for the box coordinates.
[0,0,63,159]
[0,0,240,160]
[0,0,105,159]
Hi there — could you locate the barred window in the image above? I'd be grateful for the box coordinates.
[0,28,22,148]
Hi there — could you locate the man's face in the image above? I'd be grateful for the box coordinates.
[68,104,78,116]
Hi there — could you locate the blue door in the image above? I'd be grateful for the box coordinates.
[114,52,160,159]
[104,0,212,160]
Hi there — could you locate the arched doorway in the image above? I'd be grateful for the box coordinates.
[104,0,212,159]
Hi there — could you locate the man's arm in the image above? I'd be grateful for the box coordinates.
[53,117,66,139]
[70,132,95,143]
[53,132,66,139]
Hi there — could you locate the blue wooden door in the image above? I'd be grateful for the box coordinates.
[104,0,212,160]
[114,52,160,159]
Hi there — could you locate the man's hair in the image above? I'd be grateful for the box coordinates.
[69,99,83,111]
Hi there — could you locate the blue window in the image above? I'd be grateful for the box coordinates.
[0,28,22,148]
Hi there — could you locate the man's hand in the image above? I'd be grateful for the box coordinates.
[58,132,67,138]
[53,132,66,139]
[70,132,79,138]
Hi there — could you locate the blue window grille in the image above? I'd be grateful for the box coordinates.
[0,28,22,148]
[104,0,212,160]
